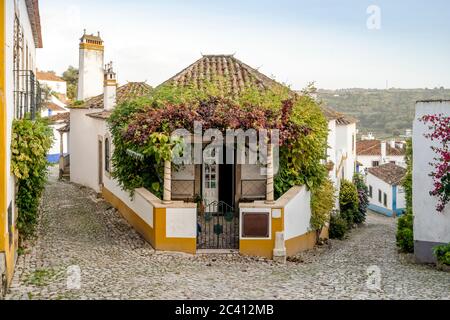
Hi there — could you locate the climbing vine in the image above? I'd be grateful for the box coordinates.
[11,118,53,239]
[108,82,328,199]
[421,114,450,213]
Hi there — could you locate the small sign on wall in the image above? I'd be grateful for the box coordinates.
[241,212,270,238]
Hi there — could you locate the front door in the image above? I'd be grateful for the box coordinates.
[202,163,219,206]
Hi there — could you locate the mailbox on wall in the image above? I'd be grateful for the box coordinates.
[241,212,270,238]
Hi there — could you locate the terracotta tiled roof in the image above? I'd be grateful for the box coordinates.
[86,111,112,120]
[37,71,64,82]
[357,140,406,156]
[159,55,288,96]
[320,105,357,125]
[45,102,67,112]
[71,82,152,110]
[47,112,69,123]
[368,163,407,185]
[57,123,70,133]
[161,55,356,125]
[25,0,43,48]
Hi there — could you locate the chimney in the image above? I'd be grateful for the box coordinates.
[390,140,396,149]
[103,61,117,111]
[381,141,387,163]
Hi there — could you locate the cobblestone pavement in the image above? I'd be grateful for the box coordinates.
[4,167,450,300]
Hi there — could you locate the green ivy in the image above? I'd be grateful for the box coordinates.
[310,178,336,239]
[108,81,328,201]
[11,117,53,239]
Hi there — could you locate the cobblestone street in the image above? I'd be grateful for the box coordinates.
[4,167,450,300]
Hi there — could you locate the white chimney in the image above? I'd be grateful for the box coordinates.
[381,141,387,163]
[103,61,117,111]
[390,140,396,149]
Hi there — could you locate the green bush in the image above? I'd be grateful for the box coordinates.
[329,213,348,240]
[11,118,53,239]
[396,212,414,253]
[353,173,369,224]
[339,180,359,227]
[433,243,450,266]
[311,178,336,239]
[397,139,414,253]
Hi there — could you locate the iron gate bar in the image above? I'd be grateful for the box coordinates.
[197,200,239,249]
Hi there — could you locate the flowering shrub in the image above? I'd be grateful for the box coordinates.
[108,83,328,199]
[421,114,450,213]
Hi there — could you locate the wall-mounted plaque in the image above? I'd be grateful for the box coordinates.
[242,212,270,238]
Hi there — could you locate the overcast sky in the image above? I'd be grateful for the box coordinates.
[36,0,450,90]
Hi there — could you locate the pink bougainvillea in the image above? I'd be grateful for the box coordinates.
[421,114,450,212]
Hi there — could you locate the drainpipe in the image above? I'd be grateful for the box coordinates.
[163,160,172,204]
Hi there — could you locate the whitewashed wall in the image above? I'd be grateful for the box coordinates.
[284,186,311,241]
[4,0,38,233]
[413,101,450,262]
[40,79,67,95]
[336,123,356,181]
[327,119,337,184]
[69,109,104,192]
[77,48,104,101]
[48,123,69,156]
[366,174,393,210]
[166,208,196,238]
[103,176,154,228]
[397,186,406,210]
[358,155,406,173]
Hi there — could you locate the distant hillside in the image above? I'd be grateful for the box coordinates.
[317,88,450,138]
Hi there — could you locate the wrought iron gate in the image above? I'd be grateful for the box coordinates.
[197,201,239,249]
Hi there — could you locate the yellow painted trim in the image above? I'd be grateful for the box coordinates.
[239,208,284,259]
[79,43,104,51]
[103,187,196,255]
[103,187,155,245]
[153,207,196,254]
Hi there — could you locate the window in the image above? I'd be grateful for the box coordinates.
[105,138,110,173]
[378,190,382,203]
[369,185,373,198]
[372,161,379,167]
[390,161,396,164]
[383,193,387,207]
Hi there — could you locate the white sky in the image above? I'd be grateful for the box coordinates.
[36,0,450,90]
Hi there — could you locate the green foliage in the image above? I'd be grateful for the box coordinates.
[433,243,450,266]
[275,87,329,197]
[318,88,450,138]
[329,213,348,240]
[11,118,53,239]
[109,82,329,200]
[339,180,360,227]
[62,65,79,101]
[396,212,414,253]
[311,178,335,233]
[353,173,369,224]
[397,138,414,253]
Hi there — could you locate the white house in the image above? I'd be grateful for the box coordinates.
[37,70,69,118]
[0,0,43,292]
[366,163,406,217]
[413,100,450,263]
[68,31,334,260]
[356,139,406,174]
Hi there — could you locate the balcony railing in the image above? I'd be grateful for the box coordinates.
[13,70,43,120]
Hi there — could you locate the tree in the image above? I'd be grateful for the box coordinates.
[62,66,79,101]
